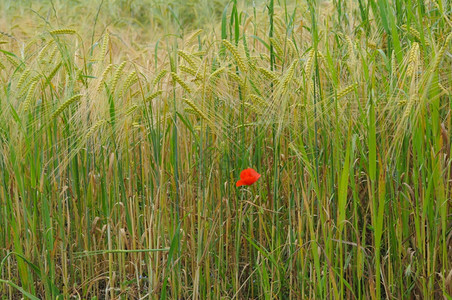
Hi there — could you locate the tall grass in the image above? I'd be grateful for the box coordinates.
[0,0,451,298]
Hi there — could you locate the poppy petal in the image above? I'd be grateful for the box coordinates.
[236,168,261,186]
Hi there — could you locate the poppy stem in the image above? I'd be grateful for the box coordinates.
[235,191,245,292]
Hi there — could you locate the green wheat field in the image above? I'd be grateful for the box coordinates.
[0,0,451,299]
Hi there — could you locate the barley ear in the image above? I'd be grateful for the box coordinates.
[171,72,192,93]
[110,62,127,94]
[222,40,247,73]
[49,29,77,35]
[51,94,83,120]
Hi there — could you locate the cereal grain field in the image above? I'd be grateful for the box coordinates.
[0,0,451,299]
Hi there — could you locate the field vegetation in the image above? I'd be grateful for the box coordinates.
[0,0,451,298]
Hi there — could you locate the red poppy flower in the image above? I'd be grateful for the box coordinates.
[236,168,261,187]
